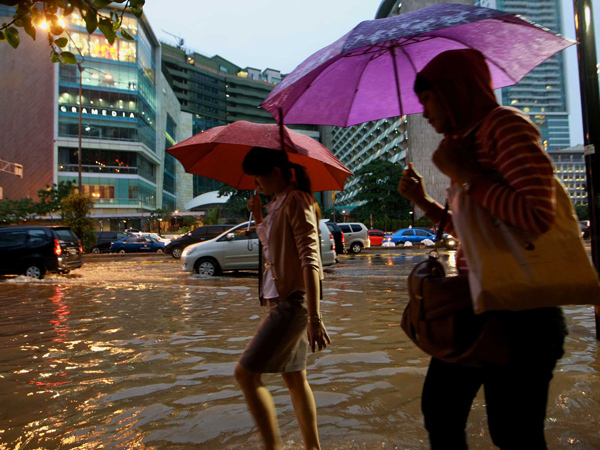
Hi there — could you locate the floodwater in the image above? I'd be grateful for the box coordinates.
[0,251,598,449]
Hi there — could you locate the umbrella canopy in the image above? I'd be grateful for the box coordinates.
[167,121,352,192]
[261,3,575,126]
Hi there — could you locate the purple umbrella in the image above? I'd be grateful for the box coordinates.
[261,3,575,127]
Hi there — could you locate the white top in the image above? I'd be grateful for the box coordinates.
[256,185,294,300]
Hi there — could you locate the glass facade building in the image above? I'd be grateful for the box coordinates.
[55,12,161,215]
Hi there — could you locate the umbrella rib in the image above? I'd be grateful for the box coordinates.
[344,51,380,127]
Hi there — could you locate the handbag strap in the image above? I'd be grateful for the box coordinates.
[435,201,450,243]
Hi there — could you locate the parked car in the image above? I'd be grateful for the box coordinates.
[166,224,236,259]
[367,229,387,246]
[124,228,142,235]
[386,228,437,245]
[110,236,165,253]
[0,225,83,279]
[325,221,346,255]
[334,222,370,254]
[92,231,128,254]
[140,232,171,245]
[385,228,459,249]
[181,220,336,276]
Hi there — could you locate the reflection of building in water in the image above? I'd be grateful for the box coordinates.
[547,145,588,205]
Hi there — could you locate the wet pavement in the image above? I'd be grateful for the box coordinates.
[0,249,598,449]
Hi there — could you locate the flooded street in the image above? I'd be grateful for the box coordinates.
[0,251,599,449]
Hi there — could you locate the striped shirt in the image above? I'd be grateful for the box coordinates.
[451,107,556,273]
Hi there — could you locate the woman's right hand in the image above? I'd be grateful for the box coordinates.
[247,193,263,223]
[398,163,430,205]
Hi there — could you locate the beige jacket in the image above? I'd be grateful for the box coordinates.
[263,188,323,302]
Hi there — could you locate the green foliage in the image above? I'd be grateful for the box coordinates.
[202,206,222,225]
[178,226,191,234]
[61,192,96,251]
[220,185,255,222]
[351,159,411,222]
[0,197,36,223]
[182,215,196,227]
[0,0,144,63]
[575,204,590,221]
[37,180,75,220]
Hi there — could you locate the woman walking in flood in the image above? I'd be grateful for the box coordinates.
[234,146,331,450]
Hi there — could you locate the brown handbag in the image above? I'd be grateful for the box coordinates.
[401,204,505,364]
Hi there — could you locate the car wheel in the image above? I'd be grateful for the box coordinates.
[91,247,101,254]
[172,247,183,259]
[156,248,164,253]
[195,258,221,276]
[350,242,363,254]
[24,263,46,279]
[118,249,126,254]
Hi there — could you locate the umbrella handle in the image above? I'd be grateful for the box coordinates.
[246,189,258,247]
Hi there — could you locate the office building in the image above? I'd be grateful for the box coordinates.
[0,7,191,230]
[548,145,588,205]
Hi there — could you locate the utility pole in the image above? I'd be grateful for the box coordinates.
[573,0,600,339]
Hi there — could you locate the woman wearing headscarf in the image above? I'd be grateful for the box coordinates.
[399,49,567,449]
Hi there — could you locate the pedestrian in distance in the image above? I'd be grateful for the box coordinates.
[234,146,331,450]
[398,49,567,449]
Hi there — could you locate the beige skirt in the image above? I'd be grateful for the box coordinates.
[238,291,308,373]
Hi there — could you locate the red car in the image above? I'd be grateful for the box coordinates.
[368,229,387,246]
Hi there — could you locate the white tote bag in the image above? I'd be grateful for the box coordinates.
[447,179,600,314]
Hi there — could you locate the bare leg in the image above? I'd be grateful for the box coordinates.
[234,363,282,450]
[281,370,321,450]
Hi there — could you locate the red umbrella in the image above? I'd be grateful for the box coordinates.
[167,120,352,192]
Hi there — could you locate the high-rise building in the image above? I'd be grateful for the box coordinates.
[548,145,588,205]
[476,0,570,151]
[0,7,191,230]
[160,43,290,198]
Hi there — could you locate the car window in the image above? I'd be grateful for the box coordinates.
[339,224,351,233]
[28,229,47,244]
[191,228,206,237]
[401,230,414,236]
[55,229,78,241]
[228,226,257,241]
[350,224,363,232]
[116,232,127,240]
[370,231,384,237]
[415,230,430,236]
[326,224,335,232]
[0,230,27,247]
[126,237,138,243]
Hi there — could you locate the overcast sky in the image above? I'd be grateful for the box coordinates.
[143,0,600,147]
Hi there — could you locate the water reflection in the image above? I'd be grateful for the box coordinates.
[0,255,598,449]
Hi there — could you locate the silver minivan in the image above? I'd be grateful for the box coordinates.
[336,222,371,253]
[181,220,336,276]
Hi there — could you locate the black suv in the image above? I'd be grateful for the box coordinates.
[0,226,83,279]
[325,221,346,255]
[165,224,235,258]
[92,231,128,254]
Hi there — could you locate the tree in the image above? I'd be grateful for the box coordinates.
[575,204,590,221]
[61,191,96,251]
[149,208,171,234]
[351,159,411,222]
[0,197,37,223]
[202,206,222,226]
[0,0,144,64]
[220,185,254,223]
[36,180,75,220]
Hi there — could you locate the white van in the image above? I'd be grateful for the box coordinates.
[336,222,370,253]
[181,220,336,276]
